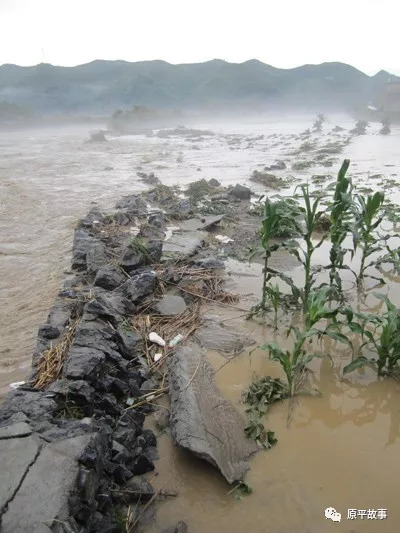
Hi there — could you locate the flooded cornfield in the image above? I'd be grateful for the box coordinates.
[1,114,400,531]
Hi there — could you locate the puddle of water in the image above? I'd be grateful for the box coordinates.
[147,262,400,533]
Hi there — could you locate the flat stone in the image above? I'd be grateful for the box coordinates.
[194,321,255,355]
[168,346,258,484]
[0,422,32,440]
[155,294,187,316]
[1,435,92,533]
[0,391,57,423]
[162,231,206,258]
[178,215,224,232]
[0,435,40,515]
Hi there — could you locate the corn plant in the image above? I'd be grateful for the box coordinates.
[344,294,400,378]
[351,191,385,287]
[251,197,300,315]
[260,287,350,396]
[283,184,327,311]
[265,283,281,329]
[327,159,354,298]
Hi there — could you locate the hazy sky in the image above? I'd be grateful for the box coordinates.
[1,0,399,75]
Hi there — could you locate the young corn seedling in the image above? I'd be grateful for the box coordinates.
[284,184,327,311]
[344,294,400,378]
[265,283,281,330]
[250,197,300,315]
[327,159,354,299]
[260,287,349,396]
[351,191,385,287]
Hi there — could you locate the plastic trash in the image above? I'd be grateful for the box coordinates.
[154,353,163,362]
[169,334,184,348]
[9,381,25,390]
[215,235,234,244]
[126,397,135,406]
[149,332,166,347]
[164,226,180,242]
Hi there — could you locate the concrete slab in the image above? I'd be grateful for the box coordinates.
[162,231,206,258]
[0,435,40,515]
[0,422,32,440]
[1,435,92,533]
[168,346,258,484]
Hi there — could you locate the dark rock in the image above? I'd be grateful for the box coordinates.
[122,475,154,502]
[119,270,157,303]
[162,521,189,533]
[138,172,161,186]
[96,394,121,417]
[116,328,143,360]
[86,241,109,274]
[91,513,121,533]
[266,160,287,171]
[74,315,120,358]
[229,184,251,200]
[94,265,126,290]
[120,243,148,273]
[143,446,159,462]
[115,194,147,215]
[37,324,60,340]
[64,346,105,381]
[148,212,166,230]
[114,427,139,449]
[77,466,99,504]
[0,390,57,423]
[72,229,96,271]
[115,210,131,226]
[85,292,132,325]
[147,240,163,262]
[129,453,155,475]
[79,207,106,228]
[140,378,159,393]
[194,256,225,269]
[209,178,221,187]
[99,376,130,398]
[48,379,95,406]
[141,429,157,448]
[105,461,133,484]
[112,440,129,457]
[87,130,107,143]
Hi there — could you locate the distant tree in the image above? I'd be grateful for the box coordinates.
[379,117,391,135]
[350,120,369,136]
[312,113,326,132]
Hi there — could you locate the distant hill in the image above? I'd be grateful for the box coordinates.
[0,59,398,116]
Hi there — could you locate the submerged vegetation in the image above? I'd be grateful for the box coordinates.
[245,156,400,447]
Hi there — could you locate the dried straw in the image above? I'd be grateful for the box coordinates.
[34,318,80,390]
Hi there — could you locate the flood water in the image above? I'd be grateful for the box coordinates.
[1,115,400,531]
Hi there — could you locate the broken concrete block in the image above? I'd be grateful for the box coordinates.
[168,346,258,483]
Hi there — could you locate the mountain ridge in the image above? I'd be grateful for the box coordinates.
[0,59,398,115]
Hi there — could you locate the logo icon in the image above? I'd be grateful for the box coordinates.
[325,507,342,522]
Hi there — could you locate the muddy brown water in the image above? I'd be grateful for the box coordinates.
[1,118,400,531]
[148,260,400,533]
